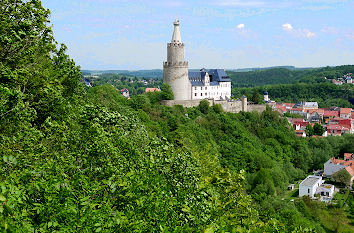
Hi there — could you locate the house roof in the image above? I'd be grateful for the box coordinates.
[340,108,352,115]
[120,88,129,93]
[326,125,350,131]
[208,69,231,82]
[344,153,354,160]
[345,166,354,177]
[324,110,339,117]
[307,109,324,114]
[300,176,322,187]
[145,88,161,92]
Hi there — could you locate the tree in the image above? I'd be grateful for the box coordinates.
[212,104,224,113]
[251,89,260,104]
[198,99,210,114]
[332,169,351,186]
[305,124,314,137]
[313,123,325,136]
[161,83,174,100]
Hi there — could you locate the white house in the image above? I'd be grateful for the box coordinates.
[299,175,323,198]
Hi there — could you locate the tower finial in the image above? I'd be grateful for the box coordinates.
[171,19,181,43]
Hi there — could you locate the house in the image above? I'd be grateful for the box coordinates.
[324,155,354,186]
[316,184,335,202]
[299,175,335,200]
[329,118,353,133]
[293,101,318,110]
[83,78,92,87]
[332,79,343,85]
[145,87,161,93]
[323,110,340,122]
[326,124,350,136]
[299,175,323,198]
[344,153,354,161]
[295,130,306,137]
[120,88,130,98]
[340,108,352,119]
[308,112,321,123]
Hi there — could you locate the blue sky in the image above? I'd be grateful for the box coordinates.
[42,0,354,70]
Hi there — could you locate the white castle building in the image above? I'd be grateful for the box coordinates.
[163,20,231,101]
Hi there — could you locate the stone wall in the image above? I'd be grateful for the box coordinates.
[161,99,264,113]
[248,104,267,113]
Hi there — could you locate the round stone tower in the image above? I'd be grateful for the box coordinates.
[163,20,191,100]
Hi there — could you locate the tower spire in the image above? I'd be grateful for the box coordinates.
[171,19,181,43]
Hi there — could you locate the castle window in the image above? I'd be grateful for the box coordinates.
[205,87,207,90]
[195,93,197,96]
[201,93,203,96]
[205,93,207,96]
[195,87,197,90]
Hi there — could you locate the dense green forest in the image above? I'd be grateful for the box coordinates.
[229,67,354,107]
[234,83,354,108]
[228,66,354,87]
[1,1,354,232]
[86,73,162,95]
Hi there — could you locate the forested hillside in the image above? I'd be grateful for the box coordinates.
[1,1,354,232]
[228,65,354,87]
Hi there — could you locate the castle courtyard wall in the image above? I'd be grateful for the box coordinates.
[161,99,262,113]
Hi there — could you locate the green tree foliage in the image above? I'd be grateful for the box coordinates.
[198,99,210,114]
[313,123,325,136]
[228,66,354,87]
[161,83,174,100]
[251,89,261,104]
[305,124,314,137]
[332,169,352,186]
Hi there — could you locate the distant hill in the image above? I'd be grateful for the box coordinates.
[82,65,354,84]
[227,66,314,72]
[227,65,354,87]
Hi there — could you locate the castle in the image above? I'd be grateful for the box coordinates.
[163,20,231,101]
[162,20,265,114]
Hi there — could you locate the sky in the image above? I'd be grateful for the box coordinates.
[42,0,354,70]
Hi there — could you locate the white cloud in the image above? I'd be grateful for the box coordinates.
[282,23,293,31]
[304,29,316,38]
[237,23,245,29]
[282,23,316,38]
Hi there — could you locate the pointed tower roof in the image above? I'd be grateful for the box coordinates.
[171,19,181,43]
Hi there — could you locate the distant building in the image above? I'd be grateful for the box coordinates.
[145,87,161,93]
[332,79,343,85]
[323,154,354,186]
[340,108,352,119]
[293,101,318,110]
[264,91,269,103]
[120,88,130,98]
[299,175,323,198]
[299,175,335,200]
[83,78,92,87]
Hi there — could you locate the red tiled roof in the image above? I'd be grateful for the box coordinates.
[120,88,129,92]
[340,108,352,115]
[345,166,354,176]
[283,103,295,107]
[307,109,324,114]
[145,88,161,92]
[326,125,350,131]
[290,118,304,123]
[344,153,354,160]
[292,108,304,112]
[324,110,339,117]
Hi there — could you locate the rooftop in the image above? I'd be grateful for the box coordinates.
[301,176,322,187]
